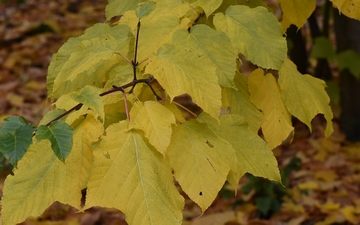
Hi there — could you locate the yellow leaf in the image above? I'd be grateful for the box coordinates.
[47,24,131,98]
[278,0,316,32]
[120,4,190,65]
[298,181,319,190]
[129,101,176,154]
[222,72,262,133]
[213,5,287,69]
[315,170,338,182]
[162,101,186,123]
[198,0,222,17]
[146,42,221,120]
[199,113,281,185]
[282,201,305,214]
[330,0,360,20]
[279,59,333,137]
[70,86,104,121]
[1,115,103,225]
[53,35,117,96]
[173,24,237,88]
[318,200,340,211]
[340,206,359,224]
[85,121,184,225]
[248,69,293,149]
[166,120,233,211]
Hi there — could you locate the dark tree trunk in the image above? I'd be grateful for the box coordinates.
[334,10,360,141]
[286,25,308,74]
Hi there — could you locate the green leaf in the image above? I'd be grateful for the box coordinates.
[129,101,176,155]
[310,37,336,61]
[330,0,360,20]
[213,5,287,70]
[146,41,221,119]
[70,85,104,121]
[52,35,117,96]
[173,24,237,88]
[2,115,103,225]
[337,50,360,79]
[85,121,184,225]
[0,116,35,167]
[0,124,35,167]
[48,24,131,98]
[248,69,293,148]
[279,58,333,137]
[136,2,156,18]
[278,0,316,32]
[222,72,262,132]
[106,0,145,20]
[0,116,30,134]
[167,120,234,211]
[199,113,281,184]
[36,121,74,162]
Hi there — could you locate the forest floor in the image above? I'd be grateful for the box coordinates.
[1,0,360,224]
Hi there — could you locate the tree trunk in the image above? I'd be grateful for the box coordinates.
[334,10,360,141]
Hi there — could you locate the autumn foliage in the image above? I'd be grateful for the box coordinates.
[0,0,359,225]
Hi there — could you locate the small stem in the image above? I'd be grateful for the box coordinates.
[115,52,132,64]
[138,58,148,66]
[46,75,161,127]
[45,103,83,126]
[134,21,141,67]
[123,91,130,122]
[163,98,198,118]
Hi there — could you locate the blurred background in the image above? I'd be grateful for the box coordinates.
[1,0,360,224]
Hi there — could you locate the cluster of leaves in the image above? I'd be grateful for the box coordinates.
[184,131,360,225]
[0,0,339,225]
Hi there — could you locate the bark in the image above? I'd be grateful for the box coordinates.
[334,10,360,141]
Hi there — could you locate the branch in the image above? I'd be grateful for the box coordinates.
[45,75,159,126]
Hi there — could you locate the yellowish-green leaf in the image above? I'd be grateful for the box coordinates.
[85,121,184,225]
[146,43,221,119]
[104,64,134,89]
[213,5,287,70]
[106,0,145,20]
[135,15,190,65]
[70,86,104,121]
[172,25,237,88]
[1,115,103,225]
[129,101,176,155]
[38,109,66,126]
[162,102,186,123]
[136,2,156,18]
[248,69,293,148]
[118,1,190,66]
[199,113,281,184]
[166,120,234,211]
[278,0,316,32]
[199,0,222,16]
[47,23,132,98]
[222,72,262,132]
[330,0,360,20]
[279,59,333,137]
[53,35,117,96]
[237,0,271,9]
